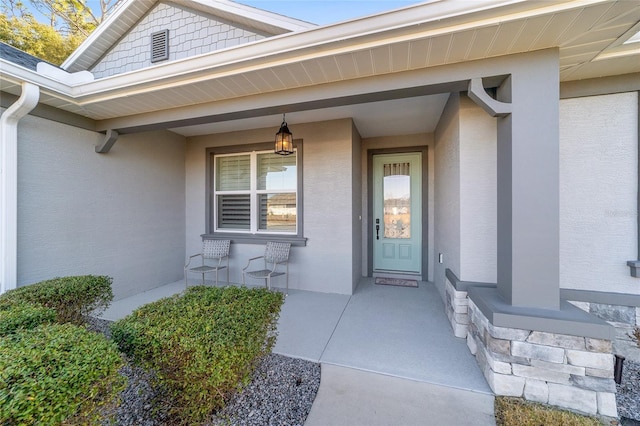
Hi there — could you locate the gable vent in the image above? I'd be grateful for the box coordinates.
[151,30,169,63]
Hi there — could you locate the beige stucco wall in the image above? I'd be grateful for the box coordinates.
[560,91,639,294]
[17,115,186,299]
[185,118,360,294]
[360,132,435,283]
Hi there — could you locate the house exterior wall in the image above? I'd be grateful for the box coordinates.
[351,122,363,293]
[91,2,268,79]
[459,95,497,283]
[185,118,359,295]
[16,114,186,299]
[559,91,639,294]
[360,133,435,283]
[434,93,461,301]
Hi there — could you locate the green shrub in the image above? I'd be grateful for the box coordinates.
[0,323,125,425]
[0,300,55,336]
[111,285,284,423]
[0,275,113,324]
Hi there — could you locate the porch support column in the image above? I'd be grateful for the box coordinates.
[495,50,560,310]
[0,82,39,294]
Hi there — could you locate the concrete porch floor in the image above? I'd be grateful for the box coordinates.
[100,277,495,424]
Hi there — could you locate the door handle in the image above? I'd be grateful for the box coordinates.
[376,219,380,240]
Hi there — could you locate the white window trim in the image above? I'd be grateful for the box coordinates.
[213,150,298,235]
[204,141,307,246]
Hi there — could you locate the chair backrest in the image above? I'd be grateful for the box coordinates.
[265,241,291,264]
[202,239,230,259]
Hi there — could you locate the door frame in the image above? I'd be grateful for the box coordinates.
[367,146,429,281]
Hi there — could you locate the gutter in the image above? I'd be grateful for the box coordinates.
[0,82,39,294]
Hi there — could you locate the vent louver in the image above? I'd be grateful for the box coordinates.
[151,29,169,63]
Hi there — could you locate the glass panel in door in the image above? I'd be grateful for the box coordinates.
[383,165,411,239]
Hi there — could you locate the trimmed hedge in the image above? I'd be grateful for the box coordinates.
[0,323,125,425]
[0,275,113,324]
[111,285,284,423]
[0,300,55,336]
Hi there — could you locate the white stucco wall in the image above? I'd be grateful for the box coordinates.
[560,91,639,294]
[459,95,497,283]
[91,2,267,79]
[185,119,358,294]
[17,115,186,299]
[434,93,461,300]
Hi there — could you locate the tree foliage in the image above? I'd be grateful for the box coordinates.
[0,0,118,64]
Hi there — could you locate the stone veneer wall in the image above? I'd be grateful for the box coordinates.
[445,278,471,338]
[467,300,617,417]
[569,301,640,362]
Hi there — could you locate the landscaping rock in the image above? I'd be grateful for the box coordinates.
[617,359,640,422]
[87,316,320,425]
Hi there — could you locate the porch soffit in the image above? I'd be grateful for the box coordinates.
[2,0,639,131]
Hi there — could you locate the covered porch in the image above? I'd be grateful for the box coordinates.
[101,277,490,394]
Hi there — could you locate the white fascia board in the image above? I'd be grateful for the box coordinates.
[61,0,146,71]
[189,0,316,32]
[37,63,94,84]
[61,0,315,72]
[0,60,75,97]
[69,0,609,103]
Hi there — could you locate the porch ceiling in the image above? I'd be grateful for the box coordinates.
[1,0,639,136]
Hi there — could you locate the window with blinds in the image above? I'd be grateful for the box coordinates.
[214,151,297,233]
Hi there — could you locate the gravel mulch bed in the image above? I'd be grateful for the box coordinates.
[208,354,320,426]
[86,317,320,425]
[617,359,640,424]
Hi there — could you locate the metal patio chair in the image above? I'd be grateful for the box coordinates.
[242,241,291,293]
[184,239,230,287]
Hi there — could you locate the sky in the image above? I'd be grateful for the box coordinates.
[234,1,423,25]
[48,0,424,26]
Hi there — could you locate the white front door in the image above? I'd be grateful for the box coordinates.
[373,152,422,274]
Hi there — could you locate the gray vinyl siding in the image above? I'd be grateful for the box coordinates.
[91,2,268,79]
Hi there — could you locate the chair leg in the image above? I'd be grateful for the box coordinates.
[242,272,246,287]
[185,270,188,288]
[201,273,205,285]
[266,277,270,291]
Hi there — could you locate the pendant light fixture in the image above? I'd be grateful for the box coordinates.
[274,113,294,155]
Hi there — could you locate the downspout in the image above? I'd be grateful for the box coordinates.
[0,82,39,294]
[627,91,640,277]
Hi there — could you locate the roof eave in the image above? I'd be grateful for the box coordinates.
[61,0,317,73]
[67,0,613,101]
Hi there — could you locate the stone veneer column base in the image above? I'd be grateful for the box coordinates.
[445,279,470,338]
[444,269,496,339]
[467,299,618,418]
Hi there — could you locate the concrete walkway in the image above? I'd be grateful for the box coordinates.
[100,279,496,425]
[306,364,495,426]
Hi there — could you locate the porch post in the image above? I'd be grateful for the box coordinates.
[495,50,560,309]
